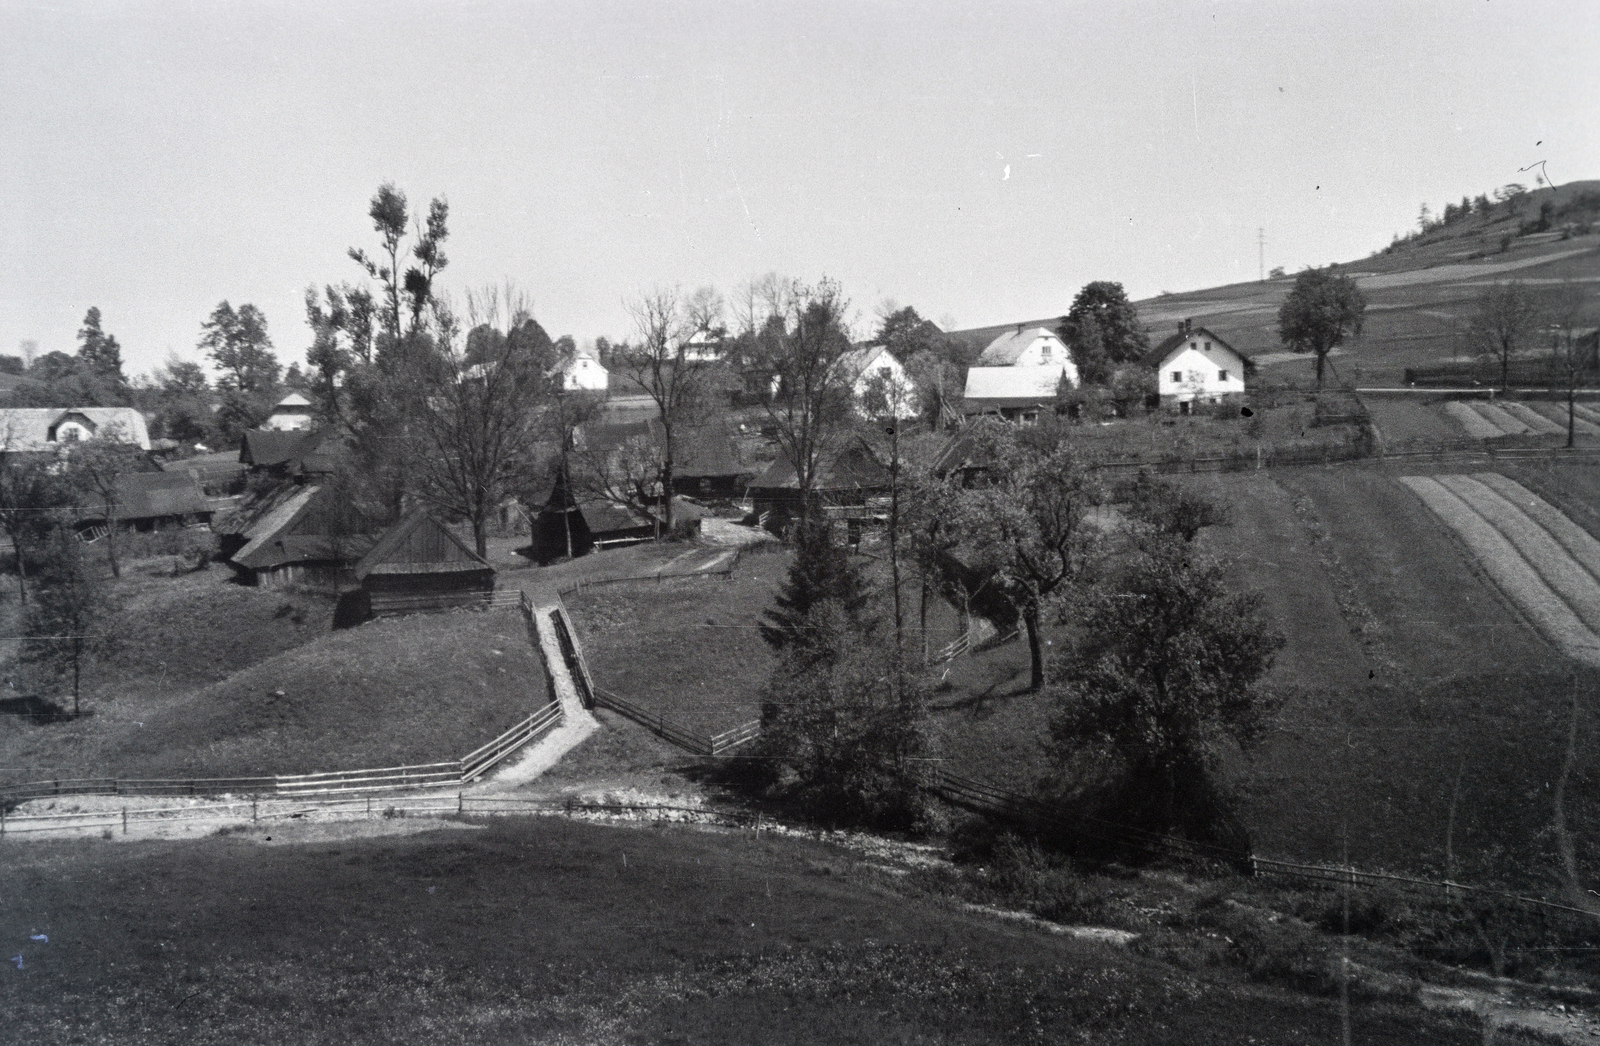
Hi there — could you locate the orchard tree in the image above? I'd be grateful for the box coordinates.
[1547,280,1591,448]
[1468,280,1542,391]
[199,301,280,393]
[21,525,104,717]
[66,430,146,579]
[1060,281,1149,377]
[950,428,1105,691]
[1051,540,1283,853]
[0,438,70,603]
[1277,266,1366,388]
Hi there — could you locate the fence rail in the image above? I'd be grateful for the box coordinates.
[460,701,564,782]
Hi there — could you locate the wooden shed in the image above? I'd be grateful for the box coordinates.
[353,510,496,615]
[526,466,656,565]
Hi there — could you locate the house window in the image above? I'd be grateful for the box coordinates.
[1204,340,1212,350]
[1039,344,1051,360]
[1171,370,1182,383]
[1218,369,1229,382]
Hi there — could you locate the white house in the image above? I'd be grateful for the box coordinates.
[1146,323,1251,411]
[831,345,917,419]
[976,325,1080,387]
[959,325,1078,424]
[559,343,610,393]
[0,407,152,451]
[264,392,314,431]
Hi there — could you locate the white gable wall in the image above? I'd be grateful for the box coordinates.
[849,351,917,419]
[1157,339,1247,403]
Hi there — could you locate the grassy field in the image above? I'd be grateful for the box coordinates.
[0,595,547,783]
[0,817,1487,1045]
[564,548,789,737]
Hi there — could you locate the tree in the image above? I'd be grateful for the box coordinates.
[1547,281,1591,449]
[66,430,146,579]
[902,468,963,664]
[403,286,564,557]
[146,356,213,445]
[873,305,946,362]
[1469,281,1542,391]
[949,429,1104,691]
[21,525,103,717]
[76,307,127,394]
[759,632,935,831]
[198,301,280,393]
[1060,281,1149,374]
[902,347,964,428]
[347,182,449,349]
[1051,540,1283,853]
[0,438,70,603]
[1124,471,1228,542]
[613,285,725,533]
[760,518,872,659]
[1067,312,1112,386]
[1277,266,1366,388]
[751,278,859,522]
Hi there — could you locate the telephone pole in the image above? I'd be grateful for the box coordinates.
[1258,227,1265,282]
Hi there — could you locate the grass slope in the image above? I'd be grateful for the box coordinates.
[1,607,547,783]
[0,819,1482,1045]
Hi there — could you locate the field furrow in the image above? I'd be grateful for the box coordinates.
[1442,401,1505,439]
[1574,402,1600,426]
[1500,402,1566,435]
[1525,401,1600,436]
[1436,475,1600,633]
[1397,476,1600,667]
[1474,402,1532,435]
[1473,472,1600,579]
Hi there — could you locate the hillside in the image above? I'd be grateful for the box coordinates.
[950,180,1600,388]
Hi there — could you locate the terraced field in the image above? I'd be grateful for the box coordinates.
[1398,474,1600,668]
[1441,398,1600,439]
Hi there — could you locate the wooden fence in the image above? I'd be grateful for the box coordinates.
[1,698,565,805]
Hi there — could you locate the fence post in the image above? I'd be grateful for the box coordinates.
[252,797,258,822]
[2,804,7,836]
[458,791,464,815]
[122,808,128,835]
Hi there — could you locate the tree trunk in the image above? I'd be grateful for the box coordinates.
[1024,604,1045,691]
[13,537,26,606]
[473,513,488,559]
[1315,349,1326,389]
[104,511,120,579]
[1568,378,1577,449]
[661,457,674,535]
[919,574,930,666]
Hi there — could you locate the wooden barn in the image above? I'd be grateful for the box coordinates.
[352,510,496,616]
[526,466,656,565]
[77,471,212,537]
[748,442,892,535]
[214,482,381,589]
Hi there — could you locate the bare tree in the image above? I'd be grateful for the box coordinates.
[0,427,70,603]
[1546,280,1591,448]
[754,278,859,523]
[1469,280,1543,392]
[613,285,725,532]
[403,285,564,557]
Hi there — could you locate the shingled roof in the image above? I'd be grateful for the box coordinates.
[79,471,210,522]
[354,509,492,581]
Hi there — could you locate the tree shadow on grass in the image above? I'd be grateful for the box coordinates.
[928,672,1035,715]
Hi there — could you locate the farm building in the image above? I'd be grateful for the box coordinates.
[830,345,918,419]
[352,510,496,615]
[238,427,339,477]
[0,407,152,452]
[559,343,610,393]
[961,366,1069,424]
[77,471,212,535]
[264,392,315,431]
[526,466,656,564]
[748,442,892,535]
[1145,323,1253,410]
[214,482,382,589]
[975,325,1077,375]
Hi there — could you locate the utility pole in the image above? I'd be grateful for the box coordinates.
[1258,228,1266,282]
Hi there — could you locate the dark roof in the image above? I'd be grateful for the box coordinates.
[1142,326,1254,370]
[162,451,247,483]
[223,482,380,570]
[930,418,1010,475]
[750,443,891,492]
[354,509,492,580]
[81,472,209,522]
[238,428,340,473]
[575,496,655,535]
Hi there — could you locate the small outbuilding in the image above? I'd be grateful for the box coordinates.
[77,471,212,536]
[525,466,656,565]
[352,510,496,616]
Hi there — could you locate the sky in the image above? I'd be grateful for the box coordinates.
[3,0,1596,380]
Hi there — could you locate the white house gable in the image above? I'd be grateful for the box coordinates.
[1151,326,1249,407]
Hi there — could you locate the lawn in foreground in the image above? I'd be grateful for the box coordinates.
[0,606,547,783]
[0,818,1480,1045]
